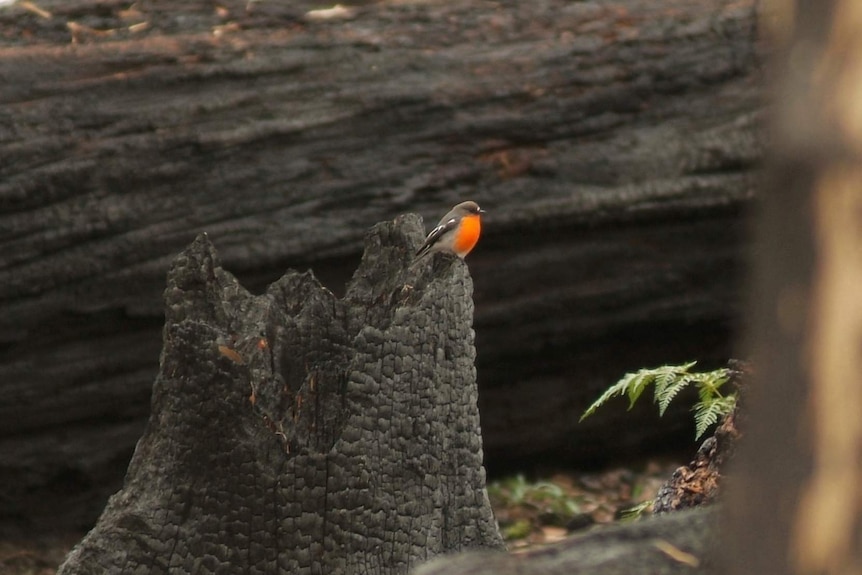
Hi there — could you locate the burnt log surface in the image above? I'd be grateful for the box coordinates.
[0,0,762,535]
[413,506,717,575]
[58,220,504,574]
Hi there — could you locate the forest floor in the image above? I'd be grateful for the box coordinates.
[0,458,681,574]
[488,459,680,550]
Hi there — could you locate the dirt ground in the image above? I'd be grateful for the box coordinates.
[0,534,81,575]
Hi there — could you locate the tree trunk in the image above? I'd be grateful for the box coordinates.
[725,1,862,573]
[0,0,762,535]
[58,218,504,574]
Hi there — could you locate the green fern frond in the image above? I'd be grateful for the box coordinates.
[580,367,655,421]
[652,368,675,401]
[581,361,737,440]
[625,371,653,409]
[693,395,737,439]
[579,376,637,421]
[580,362,696,422]
[696,372,729,403]
[657,377,691,417]
[652,361,697,401]
[652,361,698,415]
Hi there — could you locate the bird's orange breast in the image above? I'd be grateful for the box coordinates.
[454,214,482,256]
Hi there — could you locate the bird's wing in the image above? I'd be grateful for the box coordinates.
[415,217,458,257]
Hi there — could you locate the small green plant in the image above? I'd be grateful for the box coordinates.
[488,475,581,517]
[502,519,533,540]
[580,361,736,440]
[618,500,654,521]
[487,475,582,540]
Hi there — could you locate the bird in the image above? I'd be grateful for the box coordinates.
[415,200,485,260]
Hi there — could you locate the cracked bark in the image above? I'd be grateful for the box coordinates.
[58,217,504,574]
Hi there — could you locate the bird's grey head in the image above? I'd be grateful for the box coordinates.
[454,200,485,215]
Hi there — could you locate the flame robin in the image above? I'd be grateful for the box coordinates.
[415,201,485,260]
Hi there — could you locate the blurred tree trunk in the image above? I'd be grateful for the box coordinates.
[727,1,862,573]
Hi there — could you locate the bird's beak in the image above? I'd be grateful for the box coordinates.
[478,208,487,214]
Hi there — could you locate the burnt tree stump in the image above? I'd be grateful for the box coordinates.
[1,0,762,535]
[58,217,504,574]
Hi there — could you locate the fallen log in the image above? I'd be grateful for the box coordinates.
[414,506,717,575]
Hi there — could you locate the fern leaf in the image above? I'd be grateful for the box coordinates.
[580,366,662,421]
[652,361,696,403]
[657,377,691,417]
[626,370,654,409]
[651,362,697,414]
[579,377,635,421]
[677,360,698,373]
[693,395,737,439]
[696,370,730,403]
[581,361,730,427]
